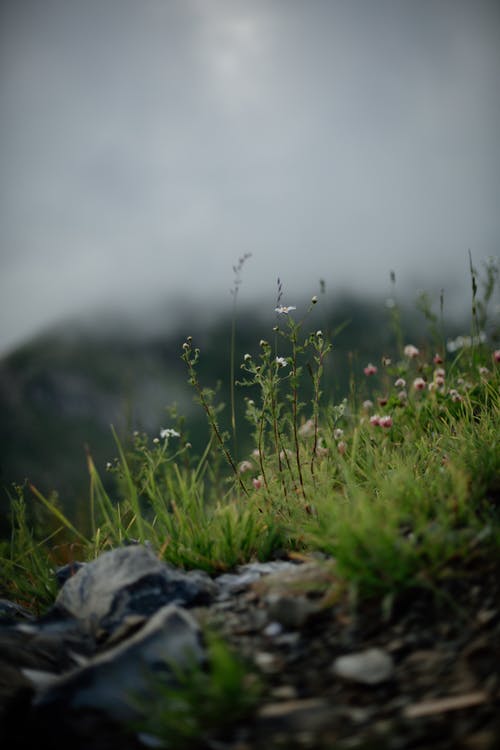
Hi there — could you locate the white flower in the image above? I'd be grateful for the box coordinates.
[275,356,288,367]
[275,305,296,314]
[160,428,180,439]
[299,418,315,437]
[404,344,420,359]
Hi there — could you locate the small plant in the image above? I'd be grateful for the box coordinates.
[132,629,261,749]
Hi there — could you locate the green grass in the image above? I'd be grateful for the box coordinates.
[0,258,499,743]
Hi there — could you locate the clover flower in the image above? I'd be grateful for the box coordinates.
[334,428,344,440]
[252,475,264,490]
[364,363,378,376]
[494,350,500,363]
[413,377,426,391]
[404,344,420,358]
[337,441,347,455]
[238,460,254,474]
[379,415,393,428]
[394,377,406,388]
[275,305,296,314]
[370,414,381,426]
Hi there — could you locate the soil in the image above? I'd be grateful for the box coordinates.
[194,554,500,750]
[2,553,500,750]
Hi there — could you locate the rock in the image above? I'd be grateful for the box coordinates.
[215,560,299,600]
[265,593,318,629]
[0,598,35,621]
[256,698,333,732]
[54,544,217,638]
[26,604,205,723]
[331,648,394,685]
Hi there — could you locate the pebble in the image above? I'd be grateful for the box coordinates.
[331,648,394,685]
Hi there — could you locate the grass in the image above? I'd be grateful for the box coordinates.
[0,257,499,741]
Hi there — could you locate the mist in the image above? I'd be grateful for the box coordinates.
[1,0,499,354]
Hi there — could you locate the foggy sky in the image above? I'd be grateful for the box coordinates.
[1,0,499,354]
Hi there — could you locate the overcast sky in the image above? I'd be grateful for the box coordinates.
[1,0,499,354]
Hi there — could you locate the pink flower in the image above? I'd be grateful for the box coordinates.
[379,415,393,428]
[337,441,347,455]
[494,350,500,363]
[370,414,381,426]
[394,377,406,388]
[252,475,264,490]
[413,377,426,391]
[404,344,420,359]
[433,353,444,364]
[364,363,378,376]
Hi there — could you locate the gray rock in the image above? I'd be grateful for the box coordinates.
[265,593,318,629]
[26,604,205,723]
[54,545,217,637]
[331,648,394,685]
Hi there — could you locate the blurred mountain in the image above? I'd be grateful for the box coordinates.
[0,293,468,535]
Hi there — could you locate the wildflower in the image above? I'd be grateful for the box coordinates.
[252,475,264,490]
[364,363,378,376]
[479,366,490,378]
[378,396,388,407]
[153,437,160,444]
[299,418,316,437]
[370,414,381,426]
[275,305,296,314]
[334,428,344,440]
[494,350,500,363]
[397,389,407,401]
[434,375,445,387]
[362,400,374,410]
[433,353,444,364]
[413,377,426,391]
[316,444,328,458]
[434,368,446,380]
[379,415,393,428]
[106,461,112,471]
[394,377,406,388]
[259,340,268,347]
[382,356,391,366]
[275,356,288,368]
[316,330,323,338]
[311,295,318,304]
[337,441,347,455]
[404,344,420,358]
[238,460,254,474]
[160,428,180,439]
[243,353,252,362]
[449,389,462,403]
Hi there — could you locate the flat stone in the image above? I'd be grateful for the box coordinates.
[257,698,333,732]
[331,648,394,685]
[27,604,205,723]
